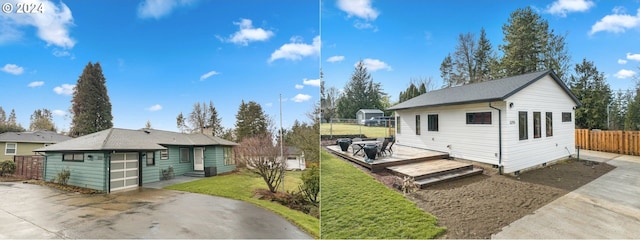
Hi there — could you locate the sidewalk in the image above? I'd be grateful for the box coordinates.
[493,150,640,239]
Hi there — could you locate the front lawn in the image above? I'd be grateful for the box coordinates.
[320,150,446,239]
[165,169,319,238]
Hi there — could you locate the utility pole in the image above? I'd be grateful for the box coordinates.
[280,94,284,192]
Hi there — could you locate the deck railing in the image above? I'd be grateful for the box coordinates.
[575,129,640,156]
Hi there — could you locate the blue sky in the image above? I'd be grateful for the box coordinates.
[1,0,319,132]
[322,0,640,106]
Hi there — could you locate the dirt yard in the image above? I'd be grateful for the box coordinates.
[348,158,615,239]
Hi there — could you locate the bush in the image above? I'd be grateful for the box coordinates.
[56,167,70,185]
[0,160,16,176]
[299,165,319,206]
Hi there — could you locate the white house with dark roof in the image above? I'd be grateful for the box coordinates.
[356,109,384,125]
[35,128,238,192]
[388,70,581,174]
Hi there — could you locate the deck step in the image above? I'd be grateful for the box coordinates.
[411,164,474,181]
[415,168,484,188]
[183,171,205,177]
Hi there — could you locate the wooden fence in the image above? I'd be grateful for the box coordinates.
[13,155,44,180]
[575,129,640,156]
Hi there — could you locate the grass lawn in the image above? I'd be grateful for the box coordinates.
[165,169,319,238]
[320,150,446,239]
[320,123,395,138]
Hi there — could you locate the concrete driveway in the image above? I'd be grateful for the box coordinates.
[0,180,312,239]
[494,150,640,238]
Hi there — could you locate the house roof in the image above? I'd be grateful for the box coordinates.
[357,109,384,114]
[34,128,238,152]
[388,70,581,111]
[287,146,303,155]
[0,130,72,143]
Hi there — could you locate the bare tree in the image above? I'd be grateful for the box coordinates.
[234,133,287,193]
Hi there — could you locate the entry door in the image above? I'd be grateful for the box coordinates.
[194,147,204,171]
[110,152,139,192]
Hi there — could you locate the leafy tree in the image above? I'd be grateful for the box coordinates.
[0,108,25,133]
[299,165,319,206]
[69,62,113,137]
[234,100,269,142]
[336,61,386,119]
[234,133,286,193]
[500,6,570,81]
[625,84,640,130]
[176,112,187,133]
[29,109,57,131]
[399,77,433,103]
[440,28,496,87]
[608,90,633,130]
[221,127,236,142]
[569,58,611,129]
[320,81,341,123]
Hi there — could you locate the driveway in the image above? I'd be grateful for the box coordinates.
[493,150,640,238]
[0,180,312,239]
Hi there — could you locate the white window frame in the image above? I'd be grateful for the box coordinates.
[5,143,17,155]
[224,147,235,165]
[160,149,168,159]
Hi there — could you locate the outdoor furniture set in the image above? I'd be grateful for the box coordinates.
[337,137,395,163]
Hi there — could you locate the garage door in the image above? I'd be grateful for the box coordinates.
[110,153,139,192]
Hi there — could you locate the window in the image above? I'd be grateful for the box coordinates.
[546,112,553,137]
[466,112,492,124]
[427,114,439,131]
[4,143,16,155]
[415,115,421,135]
[396,116,401,134]
[224,147,235,165]
[519,111,528,140]
[179,148,190,163]
[533,112,541,138]
[562,112,572,122]
[63,153,84,162]
[160,149,168,159]
[145,151,155,166]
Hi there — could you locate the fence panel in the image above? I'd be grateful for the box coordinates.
[575,129,640,156]
[13,155,44,180]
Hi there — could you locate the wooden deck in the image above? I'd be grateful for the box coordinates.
[325,144,449,172]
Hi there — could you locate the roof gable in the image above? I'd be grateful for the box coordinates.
[388,70,580,111]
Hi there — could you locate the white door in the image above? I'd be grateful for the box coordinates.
[110,152,139,192]
[194,147,204,171]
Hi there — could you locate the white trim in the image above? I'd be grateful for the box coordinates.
[194,147,204,171]
[4,142,17,155]
[110,152,139,192]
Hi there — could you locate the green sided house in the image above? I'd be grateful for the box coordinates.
[35,128,238,192]
[0,131,72,162]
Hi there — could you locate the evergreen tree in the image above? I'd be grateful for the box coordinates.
[0,107,25,133]
[8,109,17,126]
[29,109,57,131]
[234,100,269,142]
[176,112,187,133]
[474,27,495,82]
[398,77,432,103]
[207,100,224,137]
[569,58,611,129]
[335,61,386,119]
[625,85,640,130]
[440,54,454,88]
[70,62,113,137]
[0,107,5,124]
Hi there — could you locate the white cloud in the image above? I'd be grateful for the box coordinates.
[614,69,636,79]
[28,81,44,87]
[291,94,312,103]
[137,0,194,19]
[358,58,392,72]
[52,110,65,116]
[0,0,75,48]
[590,8,640,35]
[52,48,71,57]
[545,0,595,17]
[223,18,274,46]
[353,20,378,31]
[53,84,75,95]
[327,55,345,63]
[269,36,320,63]
[618,59,628,64]
[146,104,163,112]
[337,0,379,20]
[2,64,24,75]
[199,70,219,81]
[303,78,321,87]
[295,84,304,89]
[627,52,640,61]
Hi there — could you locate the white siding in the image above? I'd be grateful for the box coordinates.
[395,102,503,165]
[502,75,577,173]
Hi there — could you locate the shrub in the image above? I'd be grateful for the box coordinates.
[56,167,70,185]
[299,165,319,206]
[0,160,16,176]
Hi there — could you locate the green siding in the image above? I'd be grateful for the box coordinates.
[1,142,48,162]
[44,152,107,191]
[156,146,193,176]
[141,150,161,184]
[204,146,235,174]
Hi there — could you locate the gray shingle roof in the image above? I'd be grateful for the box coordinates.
[388,70,581,111]
[0,131,72,143]
[34,128,238,152]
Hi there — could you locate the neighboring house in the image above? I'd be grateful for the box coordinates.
[35,128,238,192]
[356,109,384,125]
[0,131,72,162]
[285,146,306,171]
[388,70,581,174]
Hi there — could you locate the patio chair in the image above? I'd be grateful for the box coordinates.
[377,139,390,157]
[385,139,395,155]
[352,137,363,155]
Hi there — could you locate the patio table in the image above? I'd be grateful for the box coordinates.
[351,140,380,156]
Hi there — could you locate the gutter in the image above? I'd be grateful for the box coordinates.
[488,102,503,175]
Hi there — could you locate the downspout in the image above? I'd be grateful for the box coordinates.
[489,102,503,175]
